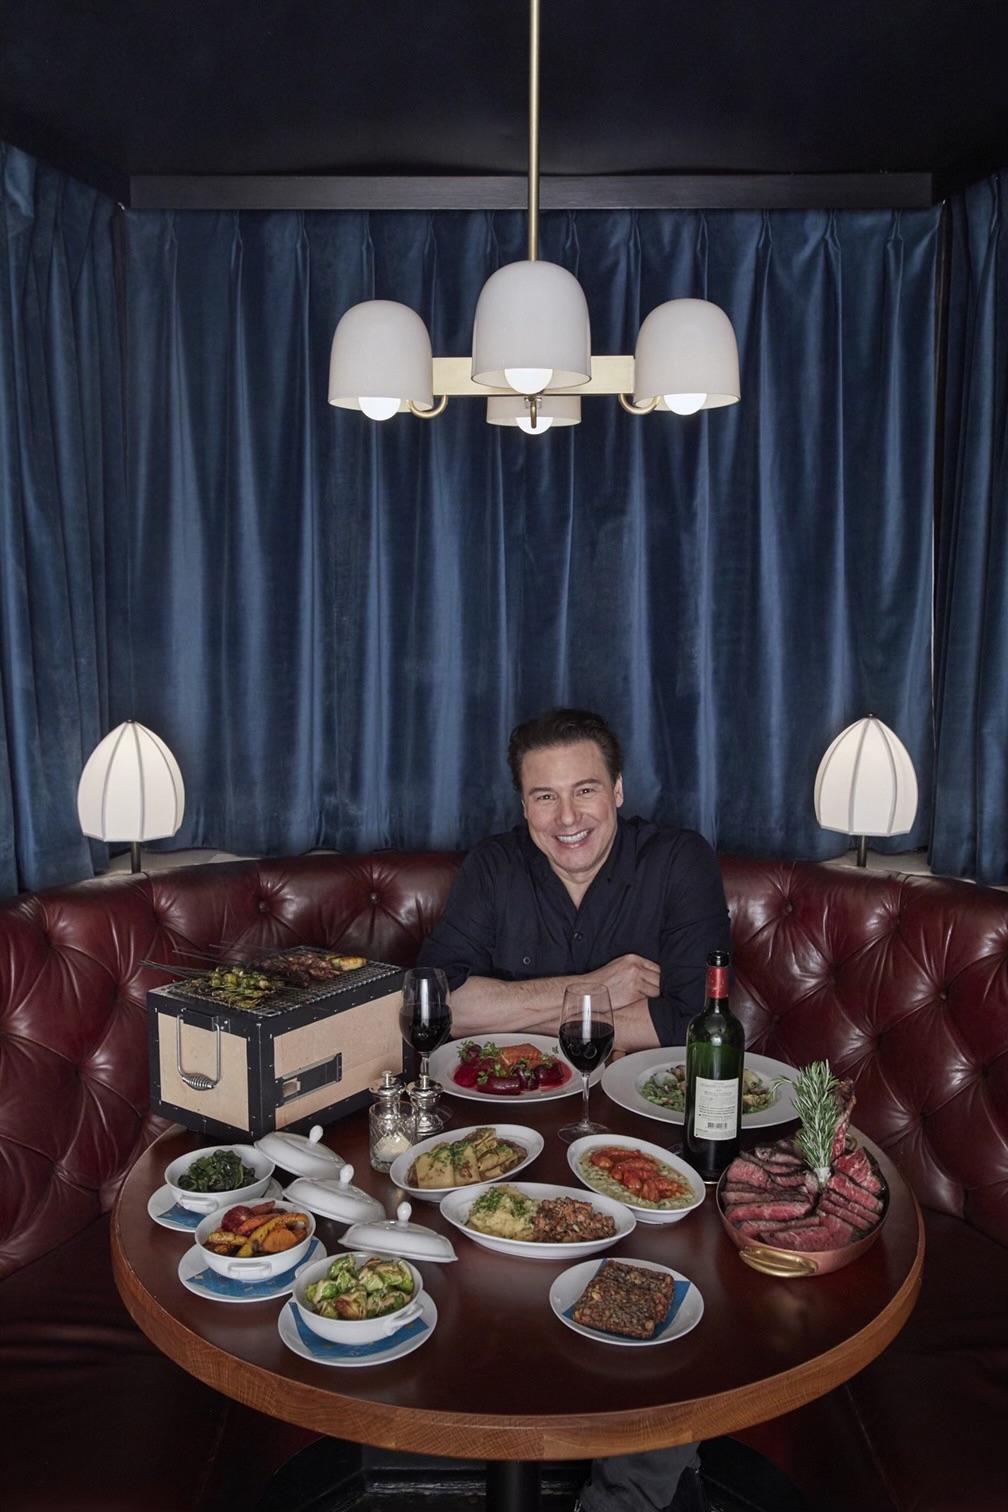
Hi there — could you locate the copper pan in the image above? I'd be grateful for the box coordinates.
[716,1144,890,1278]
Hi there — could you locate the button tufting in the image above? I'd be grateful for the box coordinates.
[370,891,380,904]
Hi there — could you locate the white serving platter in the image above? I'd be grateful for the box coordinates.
[565,1134,705,1225]
[601,1048,799,1128]
[388,1124,544,1202]
[550,1257,704,1347]
[439,1179,634,1260]
[429,1033,603,1105]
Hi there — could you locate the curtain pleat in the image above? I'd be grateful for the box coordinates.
[0,146,124,893]
[932,172,1008,883]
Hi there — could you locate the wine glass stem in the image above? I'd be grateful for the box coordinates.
[420,1053,430,1081]
[581,1070,590,1126]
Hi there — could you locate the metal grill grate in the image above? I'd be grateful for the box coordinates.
[154,951,401,1018]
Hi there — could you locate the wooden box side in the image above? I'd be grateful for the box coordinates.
[272,989,403,1128]
[151,1008,253,1131]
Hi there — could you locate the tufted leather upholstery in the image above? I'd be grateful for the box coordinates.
[0,852,463,1279]
[720,857,1008,1247]
[3,851,1005,1278]
[1,850,1006,1512]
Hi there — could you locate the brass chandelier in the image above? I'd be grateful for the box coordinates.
[328,0,740,435]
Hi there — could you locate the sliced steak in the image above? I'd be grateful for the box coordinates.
[825,1169,885,1217]
[725,1195,815,1224]
[721,1184,778,1206]
[818,1193,876,1237]
[834,1147,886,1198]
[830,1077,857,1161]
[766,1223,842,1251]
[723,1157,773,1189]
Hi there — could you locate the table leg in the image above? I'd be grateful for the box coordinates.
[485,1459,540,1512]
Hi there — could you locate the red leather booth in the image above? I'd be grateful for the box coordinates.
[1,852,1005,1511]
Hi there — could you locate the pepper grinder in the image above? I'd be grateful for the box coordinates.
[407,1073,447,1141]
[368,1070,413,1172]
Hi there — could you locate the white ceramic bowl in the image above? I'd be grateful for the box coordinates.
[439,1180,635,1260]
[565,1134,705,1225]
[195,1199,316,1280]
[388,1124,544,1203]
[164,1143,275,1214]
[292,1251,424,1343]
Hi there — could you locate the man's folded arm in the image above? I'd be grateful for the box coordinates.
[447,970,660,1052]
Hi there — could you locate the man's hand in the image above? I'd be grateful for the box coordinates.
[590,953,661,1010]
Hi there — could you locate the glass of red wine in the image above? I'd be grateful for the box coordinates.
[399,967,452,1081]
[558,983,615,1143]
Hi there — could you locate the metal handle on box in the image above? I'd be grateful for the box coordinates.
[176,1015,222,1092]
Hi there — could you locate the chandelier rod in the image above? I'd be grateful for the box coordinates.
[528,0,540,262]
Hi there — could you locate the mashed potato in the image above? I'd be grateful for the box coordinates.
[465,1183,537,1240]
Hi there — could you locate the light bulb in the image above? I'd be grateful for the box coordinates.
[358,396,400,421]
[516,416,554,436]
[664,392,707,416]
[504,366,553,395]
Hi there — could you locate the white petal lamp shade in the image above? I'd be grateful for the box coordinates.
[633,298,740,412]
[328,300,434,417]
[471,261,591,392]
[77,721,185,842]
[814,716,918,838]
[486,394,581,434]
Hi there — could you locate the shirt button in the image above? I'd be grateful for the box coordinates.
[573,931,583,941]
[522,955,531,966]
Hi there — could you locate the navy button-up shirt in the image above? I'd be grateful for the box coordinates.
[417,816,731,1044]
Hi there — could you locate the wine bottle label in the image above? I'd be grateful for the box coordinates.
[691,1076,739,1140]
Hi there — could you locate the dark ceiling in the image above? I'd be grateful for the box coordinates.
[2,1,1007,211]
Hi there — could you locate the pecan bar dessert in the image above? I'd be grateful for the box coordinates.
[571,1259,677,1339]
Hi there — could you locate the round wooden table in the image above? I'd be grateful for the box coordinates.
[112,1091,923,1512]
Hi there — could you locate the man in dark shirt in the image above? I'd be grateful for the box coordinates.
[417,708,729,1512]
[419,707,731,1051]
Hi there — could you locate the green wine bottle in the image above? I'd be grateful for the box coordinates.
[683,949,745,1182]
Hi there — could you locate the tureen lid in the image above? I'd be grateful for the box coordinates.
[339,1200,457,1262]
[255,1124,346,1179]
[284,1166,386,1226]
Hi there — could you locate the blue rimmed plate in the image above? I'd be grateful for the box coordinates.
[149,1177,284,1231]
[177,1236,324,1302]
[549,1257,703,1346]
[277,1293,437,1367]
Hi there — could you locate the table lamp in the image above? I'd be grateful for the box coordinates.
[813,715,918,867]
[77,720,185,872]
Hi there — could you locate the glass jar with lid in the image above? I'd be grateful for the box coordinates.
[368,1070,413,1172]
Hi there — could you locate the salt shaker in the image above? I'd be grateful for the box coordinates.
[368,1070,412,1172]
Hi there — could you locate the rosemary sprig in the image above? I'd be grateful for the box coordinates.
[786,1060,839,1183]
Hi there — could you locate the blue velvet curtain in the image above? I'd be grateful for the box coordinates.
[932,171,1008,884]
[0,145,124,892]
[15,143,1008,894]
[110,203,941,868]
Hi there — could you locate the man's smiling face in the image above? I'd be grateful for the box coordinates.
[519,740,623,892]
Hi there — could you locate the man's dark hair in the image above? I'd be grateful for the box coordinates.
[507,708,623,792]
